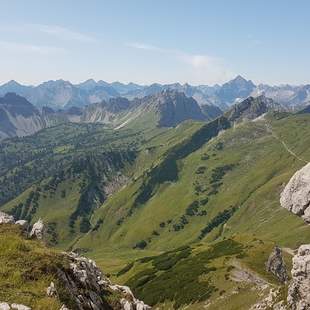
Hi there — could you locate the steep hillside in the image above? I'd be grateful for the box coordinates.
[2,101,310,308]
[73,112,310,255]
[0,222,149,309]
[0,122,143,248]
[0,93,46,139]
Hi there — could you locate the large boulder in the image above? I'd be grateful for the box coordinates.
[266,246,288,283]
[0,211,14,224]
[287,244,310,309]
[280,163,310,222]
[29,219,44,239]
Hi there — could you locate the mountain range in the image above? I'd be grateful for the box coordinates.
[1,75,310,111]
[0,90,221,140]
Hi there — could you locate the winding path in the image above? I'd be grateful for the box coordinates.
[265,122,308,164]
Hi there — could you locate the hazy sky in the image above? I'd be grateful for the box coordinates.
[0,0,309,86]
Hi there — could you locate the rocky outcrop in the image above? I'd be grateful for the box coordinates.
[0,218,150,309]
[0,211,14,224]
[280,163,310,222]
[29,218,44,239]
[46,281,57,297]
[266,246,288,283]
[15,220,28,230]
[57,252,150,310]
[287,244,310,309]
[0,303,31,310]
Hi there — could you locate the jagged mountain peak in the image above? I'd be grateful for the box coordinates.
[1,80,23,87]
[142,90,206,127]
[225,75,255,87]
[225,94,281,122]
[76,78,97,88]
[0,92,35,107]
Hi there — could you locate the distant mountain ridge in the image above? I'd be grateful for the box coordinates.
[1,76,309,111]
[0,93,46,140]
[0,90,218,140]
[225,95,283,123]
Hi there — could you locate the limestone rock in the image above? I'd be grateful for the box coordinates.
[0,303,10,310]
[29,219,44,239]
[0,304,31,310]
[10,305,31,310]
[57,252,151,310]
[46,281,57,297]
[266,246,288,283]
[280,163,310,222]
[287,244,310,309]
[0,211,14,224]
[15,220,28,231]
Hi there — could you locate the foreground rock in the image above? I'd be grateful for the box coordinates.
[0,212,28,230]
[266,246,288,283]
[287,244,310,309]
[0,303,31,310]
[29,218,44,239]
[280,163,310,222]
[0,211,14,224]
[58,252,151,310]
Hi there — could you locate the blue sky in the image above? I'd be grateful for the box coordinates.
[0,0,309,86]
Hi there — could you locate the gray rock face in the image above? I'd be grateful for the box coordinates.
[280,163,310,222]
[287,244,310,309]
[58,252,151,310]
[266,246,288,283]
[0,211,14,224]
[29,219,44,239]
[225,95,282,123]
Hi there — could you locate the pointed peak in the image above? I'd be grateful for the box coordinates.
[234,75,247,81]
[1,80,22,87]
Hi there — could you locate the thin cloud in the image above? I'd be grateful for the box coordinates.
[127,42,233,83]
[127,42,164,51]
[0,40,66,54]
[34,24,97,43]
[0,24,97,43]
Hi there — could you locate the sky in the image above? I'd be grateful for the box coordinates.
[0,0,309,86]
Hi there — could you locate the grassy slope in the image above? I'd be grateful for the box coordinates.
[0,224,63,309]
[0,119,201,252]
[2,179,81,249]
[76,114,310,259]
[2,113,310,308]
[68,113,310,309]
[114,236,289,309]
